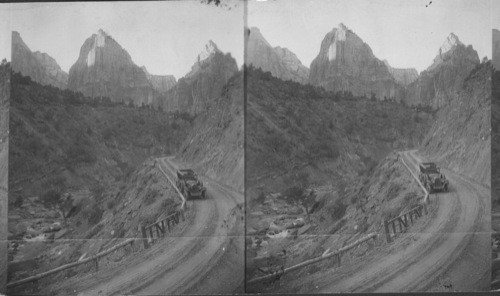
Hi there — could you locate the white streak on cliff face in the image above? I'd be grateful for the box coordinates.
[328,23,347,61]
[328,42,337,61]
[87,30,107,67]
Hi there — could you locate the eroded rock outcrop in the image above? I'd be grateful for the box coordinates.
[68,29,153,105]
[12,31,68,89]
[155,40,238,115]
[383,60,418,86]
[403,33,480,109]
[142,66,176,94]
[247,27,309,84]
[309,23,401,100]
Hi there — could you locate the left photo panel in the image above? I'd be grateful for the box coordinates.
[5,1,244,295]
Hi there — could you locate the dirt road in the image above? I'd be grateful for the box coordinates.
[281,150,490,293]
[75,157,244,295]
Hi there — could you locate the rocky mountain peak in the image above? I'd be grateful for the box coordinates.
[438,33,463,56]
[426,33,478,73]
[404,33,480,109]
[246,26,309,84]
[68,30,153,105]
[197,40,220,63]
[327,23,349,61]
[337,22,349,34]
[12,31,69,89]
[310,24,400,100]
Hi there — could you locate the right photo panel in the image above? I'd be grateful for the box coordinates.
[245,0,492,293]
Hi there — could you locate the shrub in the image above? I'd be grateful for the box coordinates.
[330,198,347,221]
[144,188,160,205]
[106,199,115,210]
[386,183,402,200]
[255,191,266,204]
[82,204,103,226]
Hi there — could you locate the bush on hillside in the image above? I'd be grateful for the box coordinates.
[329,198,347,221]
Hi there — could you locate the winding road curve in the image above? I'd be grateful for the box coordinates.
[288,150,490,293]
[76,157,244,295]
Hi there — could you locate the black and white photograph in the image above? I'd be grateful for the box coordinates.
[4,1,244,295]
[1,0,500,295]
[245,0,493,293]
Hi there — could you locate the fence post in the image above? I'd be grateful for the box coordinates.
[32,280,38,294]
[180,209,185,221]
[384,220,392,243]
[149,228,154,243]
[94,258,98,272]
[141,225,149,249]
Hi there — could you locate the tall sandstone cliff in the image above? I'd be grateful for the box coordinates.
[12,31,68,89]
[142,66,176,94]
[309,23,401,100]
[420,61,491,186]
[403,33,480,109]
[155,41,238,115]
[246,27,309,84]
[68,29,154,106]
[383,60,418,86]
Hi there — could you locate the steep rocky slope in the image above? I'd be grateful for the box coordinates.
[7,72,195,290]
[246,66,432,202]
[420,61,491,186]
[142,66,176,94]
[383,60,418,86]
[176,70,243,191]
[245,67,431,289]
[12,32,68,89]
[403,34,480,109]
[247,27,309,84]
[68,29,154,106]
[155,41,238,115]
[8,72,192,236]
[309,23,401,100]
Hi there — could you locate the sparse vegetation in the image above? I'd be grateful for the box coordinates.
[329,198,347,222]
[144,188,160,205]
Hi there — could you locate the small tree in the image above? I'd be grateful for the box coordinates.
[40,189,70,226]
[40,176,71,226]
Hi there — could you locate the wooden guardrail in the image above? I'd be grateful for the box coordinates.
[383,204,428,243]
[155,159,186,210]
[140,210,185,249]
[7,158,188,290]
[7,238,135,289]
[381,152,430,243]
[138,159,188,249]
[247,233,377,285]
[398,152,429,204]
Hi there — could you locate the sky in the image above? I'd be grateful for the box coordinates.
[248,0,500,73]
[0,1,244,78]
